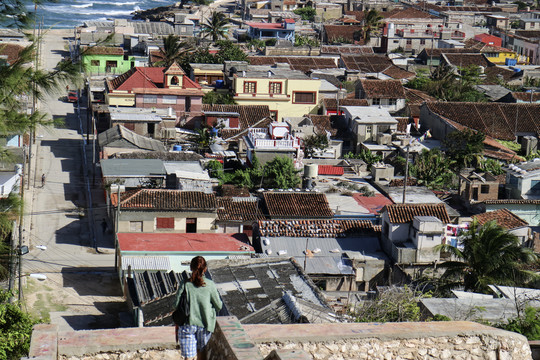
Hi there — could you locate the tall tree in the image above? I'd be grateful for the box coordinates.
[262,156,301,189]
[437,219,537,293]
[443,129,485,170]
[303,133,329,158]
[362,9,383,42]
[154,35,194,67]
[201,11,229,43]
[409,148,455,190]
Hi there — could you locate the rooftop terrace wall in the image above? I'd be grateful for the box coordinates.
[27,317,533,360]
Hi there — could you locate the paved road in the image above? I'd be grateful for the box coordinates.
[21,31,126,330]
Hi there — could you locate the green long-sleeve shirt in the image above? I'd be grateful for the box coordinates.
[175,277,223,333]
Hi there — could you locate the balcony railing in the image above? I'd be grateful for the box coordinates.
[247,130,300,149]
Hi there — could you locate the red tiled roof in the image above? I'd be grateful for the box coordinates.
[117,232,253,252]
[382,203,450,224]
[425,102,540,141]
[340,55,414,79]
[344,11,365,22]
[221,185,251,197]
[257,219,374,237]
[473,208,528,229]
[247,56,337,73]
[481,199,540,205]
[353,193,393,215]
[216,197,265,222]
[202,104,271,139]
[309,115,337,136]
[405,88,437,104]
[318,165,344,175]
[324,25,365,44]
[512,92,540,102]
[464,38,514,54]
[382,7,438,20]
[112,189,216,211]
[359,79,405,99]
[108,66,201,92]
[382,65,416,80]
[263,192,334,219]
[0,44,24,65]
[322,98,369,109]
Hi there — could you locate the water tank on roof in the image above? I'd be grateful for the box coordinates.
[304,164,318,179]
[215,80,224,88]
[172,145,182,152]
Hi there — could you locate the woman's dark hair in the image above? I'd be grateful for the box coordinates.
[190,256,207,287]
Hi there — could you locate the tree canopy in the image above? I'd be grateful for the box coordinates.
[201,11,229,43]
[293,7,316,21]
[436,219,538,293]
[409,148,455,190]
[0,290,38,359]
[261,156,301,189]
[443,129,485,170]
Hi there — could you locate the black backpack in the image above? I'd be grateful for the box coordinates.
[172,280,190,326]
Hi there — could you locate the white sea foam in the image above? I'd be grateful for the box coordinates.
[71,3,93,8]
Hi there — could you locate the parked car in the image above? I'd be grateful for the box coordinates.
[67,90,78,103]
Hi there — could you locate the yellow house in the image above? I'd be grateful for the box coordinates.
[228,64,321,121]
[465,39,521,65]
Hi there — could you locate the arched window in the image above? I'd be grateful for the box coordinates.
[171,76,179,85]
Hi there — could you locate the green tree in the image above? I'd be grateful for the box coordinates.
[443,129,485,170]
[0,290,38,359]
[361,9,383,42]
[215,40,248,63]
[294,35,320,47]
[195,127,213,153]
[303,133,328,158]
[262,156,301,189]
[436,219,537,293]
[293,7,316,21]
[202,92,237,105]
[351,286,422,322]
[201,11,229,43]
[497,307,540,340]
[344,149,382,169]
[478,158,504,176]
[154,34,194,67]
[409,148,455,190]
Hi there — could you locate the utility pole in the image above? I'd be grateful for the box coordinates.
[114,185,121,270]
[402,136,411,204]
[18,146,26,303]
[303,238,309,270]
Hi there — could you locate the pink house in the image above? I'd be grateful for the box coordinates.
[106,63,204,123]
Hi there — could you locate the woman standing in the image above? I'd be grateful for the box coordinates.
[175,256,223,360]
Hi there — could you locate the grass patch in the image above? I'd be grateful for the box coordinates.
[24,279,67,321]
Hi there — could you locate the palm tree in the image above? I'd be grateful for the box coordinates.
[154,35,194,67]
[201,11,229,43]
[362,9,383,42]
[437,219,537,294]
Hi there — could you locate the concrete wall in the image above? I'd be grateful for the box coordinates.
[118,210,217,233]
[27,317,534,360]
[485,203,540,227]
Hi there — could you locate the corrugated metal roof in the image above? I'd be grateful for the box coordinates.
[98,125,167,152]
[101,158,167,177]
[122,256,171,271]
[110,113,162,122]
[260,237,355,275]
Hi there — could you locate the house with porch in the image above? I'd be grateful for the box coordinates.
[106,62,204,121]
[246,19,296,43]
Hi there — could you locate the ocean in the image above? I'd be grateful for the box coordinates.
[33,0,175,29]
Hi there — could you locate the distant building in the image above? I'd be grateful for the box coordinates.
[246,20,296,43]
[81,46,134,75]
[355,79,406,114]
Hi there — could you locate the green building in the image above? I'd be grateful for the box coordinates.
[82,46,135,75]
